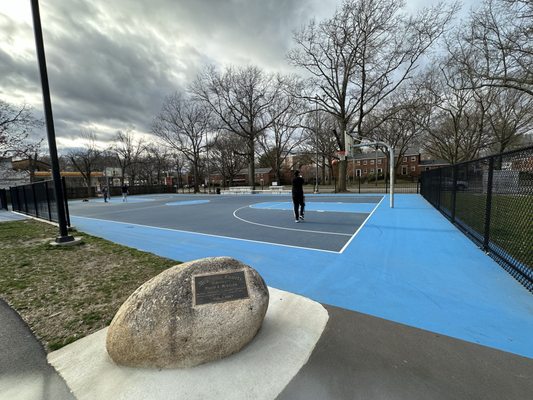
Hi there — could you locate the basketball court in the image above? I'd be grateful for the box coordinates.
[66,192,533,361]
[69,193,383,252]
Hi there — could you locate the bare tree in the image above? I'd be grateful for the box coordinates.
[453,0,533,96]
[190,65,289,189]
[152,91,211,193]
[299,110,339,185]
[111,129,145,185]
[68,132,102,199]
[210,132,248,188]
[364,86,426,178]
[288,0,458,191]
[257,79,307,184]
[0,100,43,158]
[485,88,533,153]
[171,152,187,190]
[139,145,172,185]
[419,66,492,163]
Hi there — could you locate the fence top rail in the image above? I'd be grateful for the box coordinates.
[10,179,54,191]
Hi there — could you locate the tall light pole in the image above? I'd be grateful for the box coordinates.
[314,96,319,194]
[375,145,378,187]
[31,0,74,243]
[205,131,210,194]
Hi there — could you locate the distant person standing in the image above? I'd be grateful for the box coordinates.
[292,170,305,223]
[121,184,129,202]
[102,186,109,203]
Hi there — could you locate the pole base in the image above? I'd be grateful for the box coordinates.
[50,236,83,247]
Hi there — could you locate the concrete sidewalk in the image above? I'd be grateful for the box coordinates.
[0,210,26,222]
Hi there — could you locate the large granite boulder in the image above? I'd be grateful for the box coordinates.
[106,257,269,368]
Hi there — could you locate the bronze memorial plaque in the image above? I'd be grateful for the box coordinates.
[194,271,249,305]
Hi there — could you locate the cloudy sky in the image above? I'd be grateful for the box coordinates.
[0,0,473,152]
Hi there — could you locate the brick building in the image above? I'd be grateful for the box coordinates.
[348,149,449,179]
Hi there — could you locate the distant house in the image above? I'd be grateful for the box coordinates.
[418,159,450,172]
[0,157,31,189]
[211,168,275,187]
[34,170,105,188]
[11,158,50,172]
[348,148,450,179]
[233,167,275,186]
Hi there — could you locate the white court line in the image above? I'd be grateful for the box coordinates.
[78,203,167,218]
[338,195,385,254]
[233,206,353,237]
[72,215,340,254]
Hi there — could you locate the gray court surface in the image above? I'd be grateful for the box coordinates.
[68,194,382,252]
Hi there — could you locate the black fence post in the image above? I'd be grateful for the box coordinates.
[483,157,494,251]
[62,177,71,227]
[358,177,361,193]
[451,164,457,223]
[0,189,6,210]
[32,182,39,218]
[10,188,16,211]
[44,181,52,221]
[23,186,29,214]
[437,168,442,210]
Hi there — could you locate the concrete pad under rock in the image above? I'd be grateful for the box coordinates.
[48,287,328,400]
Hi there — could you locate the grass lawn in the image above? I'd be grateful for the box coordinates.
[0,219,177,352]
[454,193,532,268]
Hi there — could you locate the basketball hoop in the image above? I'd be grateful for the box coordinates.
[336,150,347,161]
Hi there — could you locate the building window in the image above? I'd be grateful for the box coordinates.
[377,159,382,164]
[377,168,382,174]
[411,166,416,172]
[401,166,407,175]
[370,160,375,165]
[363,160,367,165]
[403,157,407,162]
[411,156,416,162]
[363,169,367,173]
[356,169,361,177]
[370,169,374,173]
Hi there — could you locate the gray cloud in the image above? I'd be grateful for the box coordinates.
[6,0,463,151]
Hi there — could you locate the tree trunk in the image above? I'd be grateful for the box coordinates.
[193,161,199,193]
[337,120,348,192]
[338,160,347,191]
[248,138,255,189]
[321,155,326,184]
[87,172,92,199]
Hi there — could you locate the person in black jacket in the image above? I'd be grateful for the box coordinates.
[121,184,129,202]
[292,170,305,222]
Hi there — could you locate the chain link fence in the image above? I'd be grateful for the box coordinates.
[0,189,7,210]
[64,184,175,199]
[420,145,533,292]
[9,177,70,226]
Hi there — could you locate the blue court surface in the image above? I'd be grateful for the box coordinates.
[68,193,533,359]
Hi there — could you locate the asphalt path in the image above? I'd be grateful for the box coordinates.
[0,299,74,400]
